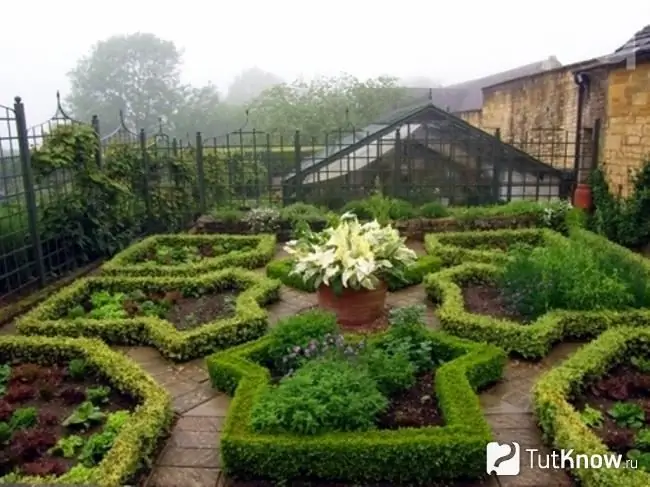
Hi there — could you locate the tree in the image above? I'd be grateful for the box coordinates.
[247,75,407,139]
[66,33,184,133]
[225,68,284,106]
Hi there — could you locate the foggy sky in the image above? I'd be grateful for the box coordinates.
[0,0,648,125]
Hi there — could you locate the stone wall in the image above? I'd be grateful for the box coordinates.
[601,61,650,196]
[456,63,607,174]
[457,110,482,129]
[480,66,580,170]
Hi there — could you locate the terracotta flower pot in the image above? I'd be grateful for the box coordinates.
[573,183,592,210]
[317,282,387,328]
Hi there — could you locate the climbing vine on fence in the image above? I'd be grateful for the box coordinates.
[31,124,140,263]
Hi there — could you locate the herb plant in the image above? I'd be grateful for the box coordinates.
[62,401,106,429]
[608,402,646,429]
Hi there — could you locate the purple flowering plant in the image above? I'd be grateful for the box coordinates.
[281,333,366,377]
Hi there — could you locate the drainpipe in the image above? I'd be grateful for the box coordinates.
[572,72,592,209]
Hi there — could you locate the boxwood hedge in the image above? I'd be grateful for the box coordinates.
[424,228,566,266]
[533,327,650,486]
[0,335,171,486]
[102,233,276,277]
[266,254,443,293]
[17,268,281,361]
[206,321,506,484]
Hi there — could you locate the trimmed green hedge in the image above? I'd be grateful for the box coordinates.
[0,335,172,486]
[17,268,281,361]
[102,233,276,277]
[533,327,650,486]
[266,254,443,293]
[425,258,650,359]
[424,228,566,266]
[205,324,506,484]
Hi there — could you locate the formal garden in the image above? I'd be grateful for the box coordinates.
[3,181,650,486]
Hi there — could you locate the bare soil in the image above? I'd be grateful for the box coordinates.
[377,370,444,429]
[165,290,239,330]
[462,283,526,323]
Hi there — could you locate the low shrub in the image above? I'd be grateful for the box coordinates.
[589,159,650,248]
[341,194,417,222]
[280,202,326,223]
[0,336,171,486]
[424,228,562,267]
[533,327,650,486]
[500,236,648,319]
[251,358,388,435]
[206,310,506,484]
[419,201,450,219]
[265,309,338,371]
[426,232,650,358]
[102,234,276,277]
[17,268,281,361]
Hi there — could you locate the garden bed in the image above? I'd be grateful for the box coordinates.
[426,229,650,359]
[17,269,281,361]
[206,306,506,485]
[533,327,650,487]
[0,361,136,479]
[0,335,171,486]
[102,234,276,277]
[572,363,650,459]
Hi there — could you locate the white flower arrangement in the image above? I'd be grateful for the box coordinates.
[284,212,417,291]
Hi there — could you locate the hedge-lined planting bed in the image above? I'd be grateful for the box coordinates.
[424,228,565,266]
[266,254,443,293]
[102,234,276,277]
[16,269,281,361]
[533,327,650,487]
[425,229,650,358]
[206,317,506,484]
[0,335,172,486]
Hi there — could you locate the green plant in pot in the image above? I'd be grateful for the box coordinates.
[285,212,416,328]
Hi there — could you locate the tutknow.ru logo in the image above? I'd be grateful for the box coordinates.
[486,442,637,476]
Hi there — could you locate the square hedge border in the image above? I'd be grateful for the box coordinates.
[533,327,650,487]
[17,268,281,361]
[425,228,650,359]
[424,227,566,266]
[265,254,443,293]
[0,335,172,486]
[102,233,276,277]
[206,325,507,484]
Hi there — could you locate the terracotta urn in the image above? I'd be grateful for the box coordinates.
[317,282,387,328]
[573,183,592,210]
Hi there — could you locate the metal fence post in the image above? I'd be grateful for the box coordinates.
[393,129,402,197]
[293,130,302,202]
[139,128,152,230]
[492,128,503,203]
[14,97,46,287]
[91,115,102,168]
[195,131,207,214]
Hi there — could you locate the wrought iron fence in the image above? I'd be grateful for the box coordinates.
[0,95,596,303]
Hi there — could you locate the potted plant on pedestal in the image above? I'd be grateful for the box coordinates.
[285,212,417,328]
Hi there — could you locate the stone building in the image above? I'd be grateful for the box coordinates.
[451,25,650,196]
